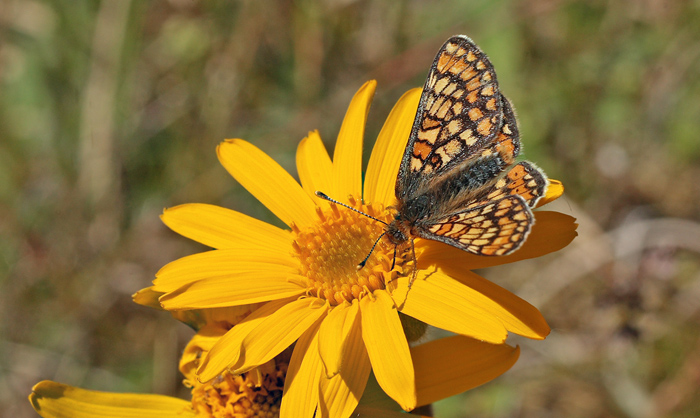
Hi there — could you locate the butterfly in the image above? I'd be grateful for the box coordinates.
[318,35,548,284]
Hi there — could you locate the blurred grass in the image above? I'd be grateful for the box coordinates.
[2,1,700,417]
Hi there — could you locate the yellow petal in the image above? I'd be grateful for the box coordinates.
[154,250,304,309]
[231,297,327,374]
[29,381,193,418]
[333,81,376,200]
[393,271,508,344]
[418,211,578,270]
[537,179,564,207]
[363,88,421,206]
[318,303,371,418]
[297,130,333,208]
[282,320,323,418]
[360,290,416,411]
[319,340,372,418]
[180,326,227,380]
[317,301,358,378]
[154,249,297,291]
[131,287,164,310]
[413,337,520,406]
[217,139,317,229]
[439,268,550,339]
[197,298,292,382]
[160,203,292,250]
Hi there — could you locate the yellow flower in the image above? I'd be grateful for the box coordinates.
[31,288,513,418]
[151,81,577,415]
[29,335,519,418]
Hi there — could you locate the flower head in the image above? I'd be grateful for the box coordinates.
[29,287,510,418]
[152,81,577,416]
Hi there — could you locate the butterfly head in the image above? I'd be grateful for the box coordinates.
[385,217,410,247]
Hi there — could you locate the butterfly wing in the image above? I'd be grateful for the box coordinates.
[415,159,548,256]
[396,35,505,202]
[473,161,549,209]
[417,195,533,256]
[478,95,520,165]
[413,94,524,215]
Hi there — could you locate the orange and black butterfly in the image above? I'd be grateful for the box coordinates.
[385,35,549,260]
[318,35,548,279]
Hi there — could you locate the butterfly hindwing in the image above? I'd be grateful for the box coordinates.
[396,35,504,201]
[418,195,533,256]
[472,161,549,209]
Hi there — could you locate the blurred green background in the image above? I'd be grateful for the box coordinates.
[2,1,700,417]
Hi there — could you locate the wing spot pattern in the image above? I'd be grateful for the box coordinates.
[413,140,433,159]
[422,117,440,129]
[417,127,439,144]
[436,99,453,119]
[446,119,463,135]
[485,98,497,111]
[459,129,477,146]
[468,108,483,121]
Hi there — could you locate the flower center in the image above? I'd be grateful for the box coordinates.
[189,359,286,418]
[291,196,410,306]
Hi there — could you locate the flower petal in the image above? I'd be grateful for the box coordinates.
[317,301,358,378]
[440,268,550,339]
[29,381,193,418]
[412,337,520,406]
[197,298,292,382]
[154,249,297,290]
[281,320,323,418]
[217,139,317,229]
[297,130,333,208]
[394,271,508,344]
[180,326,227,380]
[333,81,376,200]
[537,179,564,207]
[319,302,371,418]
[231,297,327,374]
[154,250,304,309]
[131,287,164,310]
[160,203,291,250]
[360,290,416,411]
[363,88,421,206]
[418,211,578,270]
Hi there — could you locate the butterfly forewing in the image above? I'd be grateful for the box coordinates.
[396,35,504,201]
[479,96,520,164]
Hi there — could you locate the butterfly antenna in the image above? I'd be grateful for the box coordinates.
[357,231,387,270]
[315,191,388,226]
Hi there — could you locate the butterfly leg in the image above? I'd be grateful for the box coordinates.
[408,238,417,289]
